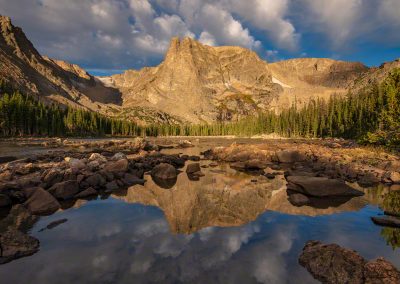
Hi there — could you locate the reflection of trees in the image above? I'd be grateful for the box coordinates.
[381,227,400,250]
[382,191,400,213]
[379,191,400,250]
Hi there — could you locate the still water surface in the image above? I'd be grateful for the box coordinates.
[0,138,399,283]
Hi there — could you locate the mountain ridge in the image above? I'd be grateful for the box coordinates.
[1,15,399,125]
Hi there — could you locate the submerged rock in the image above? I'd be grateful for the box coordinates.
[0,229,40,264]
[299,240,400,284]
[38,218,68,232]
[286,176,364,197]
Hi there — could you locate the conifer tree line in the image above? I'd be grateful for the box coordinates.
[0,68,399,146]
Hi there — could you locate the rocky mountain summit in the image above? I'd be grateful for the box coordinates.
[1,15,399,124]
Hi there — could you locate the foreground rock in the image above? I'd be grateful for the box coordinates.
[287,176,364,197]
[0,229,40,264]
[48,180,80,200]
[299,240,400,283]
[24,187,61,215]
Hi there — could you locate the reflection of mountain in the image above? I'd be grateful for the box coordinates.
[113,164,369,234]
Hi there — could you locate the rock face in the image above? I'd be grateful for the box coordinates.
[287,176,364,197]
[0,16,121,114]
[299,240,400,284]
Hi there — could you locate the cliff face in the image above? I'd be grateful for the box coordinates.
[0,15,121,113]
[107,38,374,122]
[108,37,277,123]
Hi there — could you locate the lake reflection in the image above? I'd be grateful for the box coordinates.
[1,138,400,283]
[1,163,400,283]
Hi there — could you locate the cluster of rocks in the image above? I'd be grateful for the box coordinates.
[206,142,400,188]
[299,240,400,283]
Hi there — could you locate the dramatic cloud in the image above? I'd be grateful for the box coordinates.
[0,0,398,72]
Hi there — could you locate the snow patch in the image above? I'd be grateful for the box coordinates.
[272,77,292,88]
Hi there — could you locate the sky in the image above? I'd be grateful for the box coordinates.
[0,0,399,76]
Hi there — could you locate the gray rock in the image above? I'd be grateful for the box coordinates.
[48,180,80,200]
[23,187,60,215]
[286,176,364,197]
[122,173,145,186]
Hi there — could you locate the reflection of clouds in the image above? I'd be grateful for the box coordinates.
[253,225,296,284]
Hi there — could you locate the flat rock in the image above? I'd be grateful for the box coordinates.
[24,187,61,215]
[0,229,40,264]
[287,176,364,197]
[364,257,400,283]
[371,216,400,228]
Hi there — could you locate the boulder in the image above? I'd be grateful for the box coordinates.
[299,240,400,284]
[0,229,40,264]
[42,169,63,188]
[75,187,97,198]
[276,150,305,163]
[104,159,129,173]
[371,216,400,228]
[0,193,11,207]
[48,180,80,200]
[245,159,269,170]
[105,180,119,191]
[151,163,177,180]
[85,173,106,188]
[23,187,60,215]
[65,157,86,170]
[286,176,364,197]
[288,193,310,206]
[186,163,201,174]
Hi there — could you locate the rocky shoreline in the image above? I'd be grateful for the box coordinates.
[0,138,204,263]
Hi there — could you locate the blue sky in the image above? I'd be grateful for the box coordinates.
[0,0,399,76]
